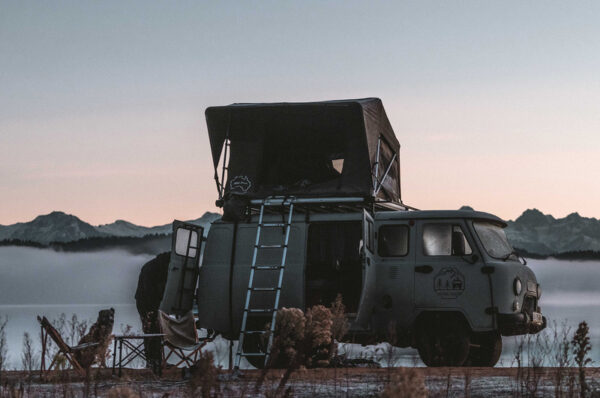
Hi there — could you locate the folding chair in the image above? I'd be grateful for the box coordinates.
[159,310,212,368]
[38,316,99,378]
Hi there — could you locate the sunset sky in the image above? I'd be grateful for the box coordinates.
[2,1,600,226]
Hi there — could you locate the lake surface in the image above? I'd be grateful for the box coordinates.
[1,246,599,369]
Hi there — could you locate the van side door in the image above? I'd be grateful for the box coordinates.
[354,210,377,329]
[373,220,415,334]
[413,220,478,313]
[160,221,204,316]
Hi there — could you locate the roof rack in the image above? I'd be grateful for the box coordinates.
[246,196,414,215]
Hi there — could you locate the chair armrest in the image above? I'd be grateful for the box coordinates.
[71,342,100,351]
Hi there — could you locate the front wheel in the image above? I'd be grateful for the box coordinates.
[416,315,470,367]
[466,331,502,367]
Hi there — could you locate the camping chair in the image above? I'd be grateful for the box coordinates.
[38,316,99,378]
[159,310,212,368]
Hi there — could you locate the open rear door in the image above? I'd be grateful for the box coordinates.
[159,220,204,316]
[354,209,377,329]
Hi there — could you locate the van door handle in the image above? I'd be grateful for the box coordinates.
[415,265,433,274]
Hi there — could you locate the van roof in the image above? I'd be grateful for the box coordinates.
[375,209,507,227]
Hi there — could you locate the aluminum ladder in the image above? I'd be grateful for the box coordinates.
[234,196,295,369]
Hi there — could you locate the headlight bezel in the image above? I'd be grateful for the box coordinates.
[513,277,522,296]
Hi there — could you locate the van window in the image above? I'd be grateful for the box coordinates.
[378,225,409,257]
[423,224,472,256]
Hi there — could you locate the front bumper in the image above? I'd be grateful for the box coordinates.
[498,311,547,336]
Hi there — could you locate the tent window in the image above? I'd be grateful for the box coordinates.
[332,158,344,174]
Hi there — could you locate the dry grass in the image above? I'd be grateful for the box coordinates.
[0,316,8,383]
[189,350,221,398]
[380,368,428,398]
[107,386,140,398]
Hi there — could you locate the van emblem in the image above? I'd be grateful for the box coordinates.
[230,175,252,194]
[434,267,465,299]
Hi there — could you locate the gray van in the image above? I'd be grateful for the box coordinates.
[159,99,546,368]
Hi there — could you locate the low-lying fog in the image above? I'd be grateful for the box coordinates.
[1,246,600,369]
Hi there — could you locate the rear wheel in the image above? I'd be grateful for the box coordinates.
[416,314,471,367]
[466,331,502,367]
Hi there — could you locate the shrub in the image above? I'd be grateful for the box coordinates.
[189,351,221,398]
[270,307,306,368]
[304,305,334,368]
[572,321,592,397]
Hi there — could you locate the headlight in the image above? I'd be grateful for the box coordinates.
[513,277,522,295]
[537,284,542,298]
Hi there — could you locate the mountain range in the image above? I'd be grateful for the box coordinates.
[0,211,221,244]
[1,208,600,257]
[505,209,600,255]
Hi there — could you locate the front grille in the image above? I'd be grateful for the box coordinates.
[523,295,537,317]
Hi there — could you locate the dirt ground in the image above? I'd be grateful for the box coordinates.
[1,367,599,397]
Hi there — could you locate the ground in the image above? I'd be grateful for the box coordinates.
[1,367,599,397]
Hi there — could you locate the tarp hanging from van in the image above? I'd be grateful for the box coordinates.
[206,98,401,202]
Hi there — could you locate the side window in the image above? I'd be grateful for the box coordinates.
[422,224,472,256]
[174,227,199,257]
[378,225,409,257]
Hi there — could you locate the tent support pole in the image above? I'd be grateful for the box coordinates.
[373,137,381,192]
[374,153,397,195]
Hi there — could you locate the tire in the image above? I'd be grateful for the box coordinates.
[466,331,502,367]
[416,314,471,367]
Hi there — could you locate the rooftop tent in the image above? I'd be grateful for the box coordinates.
[206,98,401,203]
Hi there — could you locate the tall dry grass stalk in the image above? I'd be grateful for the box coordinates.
[189,350,221,398]
[20,332,38,378]
[0,316,8,383]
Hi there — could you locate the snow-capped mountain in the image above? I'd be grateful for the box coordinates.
[0,211,221,244]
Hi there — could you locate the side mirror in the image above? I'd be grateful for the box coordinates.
[462,253,479,264]
[451,231,466,256]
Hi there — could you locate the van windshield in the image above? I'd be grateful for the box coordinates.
[473,221,513,259]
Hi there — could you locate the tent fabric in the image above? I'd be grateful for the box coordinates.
[206,98,401,202]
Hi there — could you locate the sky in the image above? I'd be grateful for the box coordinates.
[1,1,600,226]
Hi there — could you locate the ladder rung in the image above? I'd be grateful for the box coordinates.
[254,265,282,270]
[241,352,267,357]
[256,244,286,249]
[251,287,278,292]
[243,330,267,335]
[261,223,287,227]
[246,308,274,313]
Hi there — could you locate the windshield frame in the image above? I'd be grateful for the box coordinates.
[471,220,515,260]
